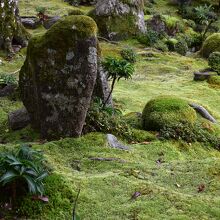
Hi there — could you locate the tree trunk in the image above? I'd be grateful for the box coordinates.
[0,0,30,55]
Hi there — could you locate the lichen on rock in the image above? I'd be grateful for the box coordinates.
[89,0,146,40]
[19,15,99,139]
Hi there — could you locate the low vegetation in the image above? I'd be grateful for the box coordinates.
[0,0,220,219]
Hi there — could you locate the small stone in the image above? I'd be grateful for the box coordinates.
[107,134,130,150]
[8,107,30,130]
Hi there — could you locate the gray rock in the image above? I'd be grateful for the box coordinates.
[189,103,217,123]
[0,84,17,97]
[89,0,146,40]
[21,17,40,29]
[146,14,166,34]
[19,15,99,139]
[194,69,217,81]
[107,134,130,150]
[93,61,113,106]
[8,108,30,130]
[43,16,61,29]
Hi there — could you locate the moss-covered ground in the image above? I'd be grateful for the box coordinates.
[0,0,220,219]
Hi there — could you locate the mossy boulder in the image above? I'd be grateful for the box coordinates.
[208,75,220,88]
[142,96,197,131]
[19,15,99,139]
[200,33,220,58]
[89,0,146,40]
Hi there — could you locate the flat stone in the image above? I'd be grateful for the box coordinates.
[194,70,217,81]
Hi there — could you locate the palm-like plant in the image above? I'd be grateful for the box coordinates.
[102,57,134,107]
[0,145,48,200]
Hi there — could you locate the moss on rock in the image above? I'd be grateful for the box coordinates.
[200,33,220,58]
[19,15,99,139]
[68,9,85,15]
[142,96,197,131]
[89,0,146,40]
[208,75,220,88]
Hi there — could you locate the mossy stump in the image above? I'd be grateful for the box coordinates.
[19,15,99,139]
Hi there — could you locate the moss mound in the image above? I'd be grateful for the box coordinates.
[200,33,220,58]
[142,96,197,131]
[68,9,85,16]
[16,174,75,219]
[208,75,220,87]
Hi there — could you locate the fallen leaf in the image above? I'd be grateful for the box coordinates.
[197,184,205,193]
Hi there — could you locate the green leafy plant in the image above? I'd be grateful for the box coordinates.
[137,29,159,46]
[0,145,48,201]
[84,98,133,140]
[102,57,134,107]
[0,74,17,85]
[194,4,217,40]
[120,48,137,63]
[208,52,220,74]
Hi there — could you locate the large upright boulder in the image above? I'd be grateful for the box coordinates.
[89,0,146,40]
[19,15,99,139]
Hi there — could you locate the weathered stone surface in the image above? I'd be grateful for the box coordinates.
[146,14,166,34]
[107,134,130,150]
[89,0,146,40]
[21,17,41,29]
[43,16,61,29]
[8,108,30,130]
[93,61,113,106]
[0,0,30,54]
[0,84,17,97]
[194,69,217,81]
[19,15,99,139]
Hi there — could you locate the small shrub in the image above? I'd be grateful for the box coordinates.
[137,29,159,46]
[102,57,134,106]
[85,102,133,141]
[166,38,178,51]
[154,40,169,52]
[174,39,188,55]
[120,48,137,63]
[208,52,220,74]
[160,121,220,149]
